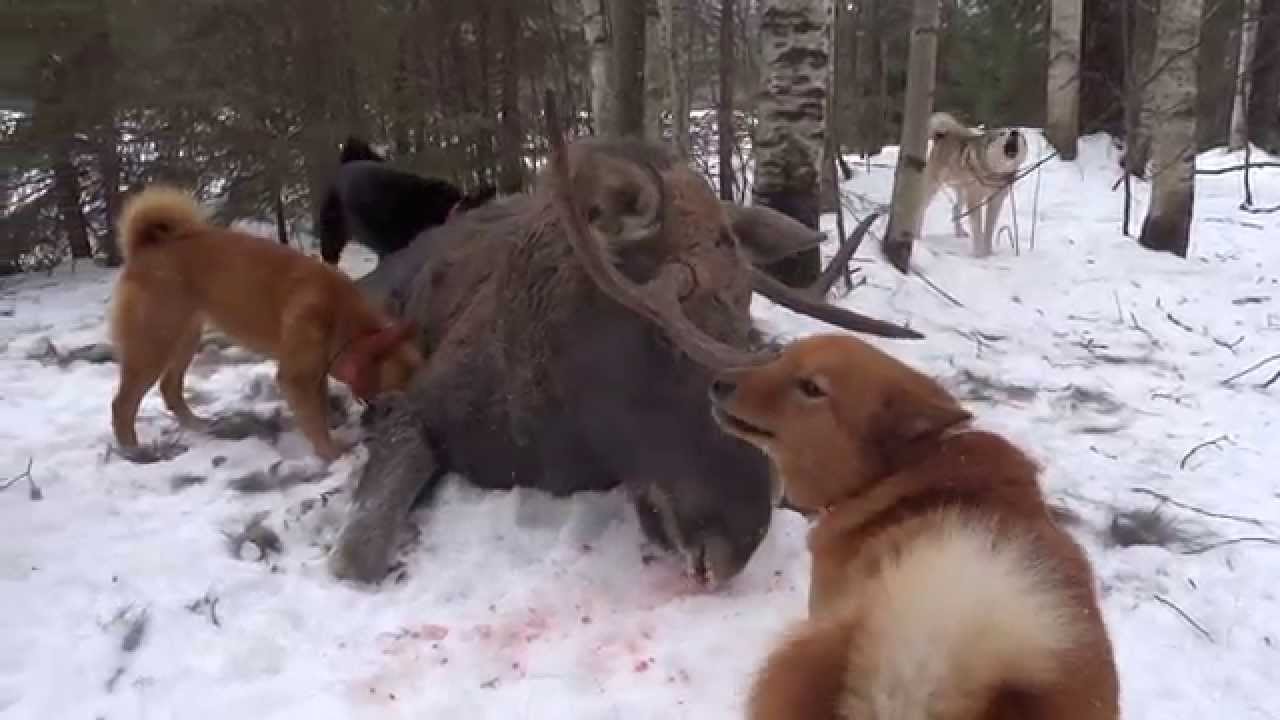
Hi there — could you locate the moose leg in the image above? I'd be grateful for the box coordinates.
[329,395,441,584]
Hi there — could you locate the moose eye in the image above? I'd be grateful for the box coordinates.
[796,377,827,399]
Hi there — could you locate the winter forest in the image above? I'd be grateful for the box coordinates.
[1,1,1279,718]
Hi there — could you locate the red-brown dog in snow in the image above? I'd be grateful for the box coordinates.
[710,333,1119,720]
[109,185,423,462]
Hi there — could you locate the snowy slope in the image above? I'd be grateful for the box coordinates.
[2,132,1279,719]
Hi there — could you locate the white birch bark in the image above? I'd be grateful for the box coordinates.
[580,0,616,135]
[1046,0,1083,160]
[1139,0,1204,258]
[882,0,939,273]
[750,0,834,287]
[1229,0,1260,151]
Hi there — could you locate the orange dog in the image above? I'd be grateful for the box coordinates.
[109,186,424,462]
[710,333,1118,720]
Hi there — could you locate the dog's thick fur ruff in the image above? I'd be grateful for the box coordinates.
[317,136,496,264]
[922,112,1028,257]
[109,186,424,462]
[710,333,1119,720]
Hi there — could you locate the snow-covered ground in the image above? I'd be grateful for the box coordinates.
[2,132,1279,719]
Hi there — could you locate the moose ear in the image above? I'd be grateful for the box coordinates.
[571,150,665,252]
[724,203,825,266]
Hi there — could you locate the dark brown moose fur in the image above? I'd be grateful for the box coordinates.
[327,135,917,586]
[109,186,423,463]
[710,333,1120,720]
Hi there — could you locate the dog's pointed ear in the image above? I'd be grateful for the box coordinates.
[878,384,972,450]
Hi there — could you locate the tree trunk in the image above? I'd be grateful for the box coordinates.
[819,7,841,213]
[1139,0,1204,258]
[644,0,666,142]
[581,0,616,135]
[718,0,737,201]
[498,5,524,194]
[1228,1,1257,151]
[1046,0,1083,160]
[853,0,885,158]
[661,0,690,157]
[1125,1,1159,177]
[882,0,940,274]
[98,130,123,265]
[752,0,833,288]
[1247,3,1280,151]
[610,0,647,137]
[275,189,289,245]
[53,151,92,260]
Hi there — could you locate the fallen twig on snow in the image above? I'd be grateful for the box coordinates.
[1195,161,1280,176]
[1131,487,1266,528]
[0,457,42,500]
[912,265,965,308]
[1179,536,1280,555]
[1177,434,1231,470]
[1221,352,1280,385]
[1153,594,1215,643]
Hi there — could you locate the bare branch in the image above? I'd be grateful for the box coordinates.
[1131,487,1267,528]
[1221,353,1280,385]
[1153,594,1215,643]
[1177,434,1230,470]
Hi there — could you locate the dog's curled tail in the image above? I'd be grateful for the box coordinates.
[838,516,1079,719]
[118,186,206,259]
[929,112,983,140]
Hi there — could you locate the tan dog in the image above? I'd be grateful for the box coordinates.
[710,333,1118,720]
[109,186,424,462]
[922,112,1028,258]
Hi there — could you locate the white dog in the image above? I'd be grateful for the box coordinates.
[920,112,1028,257]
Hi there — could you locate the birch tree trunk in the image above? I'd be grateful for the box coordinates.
[580,0,616,135]
[1248,5,1280,151]
[611,0,647,137]
[752,0,834,288]
[1139,0,1204,258]
[819,6,841,213]
[882,0,940,274]
[1230,0,1260,151]
[717,0,736,200]
[1046,0,1083,160]
[661,0,690,157]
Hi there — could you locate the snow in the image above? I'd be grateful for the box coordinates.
[3,131,1280,719]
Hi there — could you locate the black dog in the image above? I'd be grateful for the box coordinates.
[317,137,497,264]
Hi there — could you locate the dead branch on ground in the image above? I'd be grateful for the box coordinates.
[1131,486,1266,528]
[1153,594,1215,643]
[1177,434,1230,470]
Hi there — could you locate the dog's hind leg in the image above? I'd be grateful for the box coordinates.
[110,291,191,454]
[159,316,209,431]
[979,186,1010,257]
[276,304,344,462]
[965,187,988,257]
[950,190,969,237]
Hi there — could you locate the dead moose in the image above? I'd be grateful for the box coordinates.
[327,123,921,587]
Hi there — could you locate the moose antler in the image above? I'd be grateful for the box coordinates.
[543,91,768,370]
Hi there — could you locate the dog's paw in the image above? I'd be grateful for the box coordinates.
[114,440,189,465]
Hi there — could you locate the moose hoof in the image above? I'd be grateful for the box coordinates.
[327,532,392,585]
